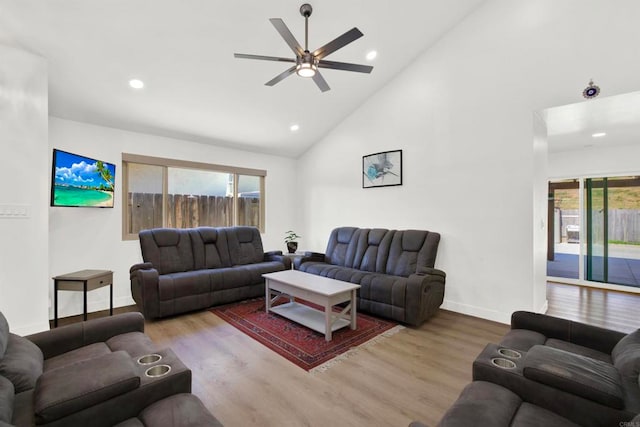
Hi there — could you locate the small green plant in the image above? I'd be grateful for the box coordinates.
[284,230,301,243]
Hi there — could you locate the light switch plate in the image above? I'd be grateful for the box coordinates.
[0,204,30,218]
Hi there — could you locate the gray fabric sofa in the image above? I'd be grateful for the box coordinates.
[297,226,445,326]
[0,311,220,426]
[411,312,640,427]
[130,226,290,319]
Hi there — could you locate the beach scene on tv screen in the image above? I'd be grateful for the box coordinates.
[52,150,115,207]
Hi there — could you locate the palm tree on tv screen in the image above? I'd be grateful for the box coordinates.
[96,161,114,191]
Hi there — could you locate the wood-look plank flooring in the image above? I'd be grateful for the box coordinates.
[53,282,640,426]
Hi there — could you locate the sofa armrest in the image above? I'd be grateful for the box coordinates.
[130,267,161,319]
[129,262,154,276]
[510,311,626,354]
[34,351,139,424]
[405,269,446,326]
[295,251,325,269]
[264,251,292,269]
[26,312,145,359]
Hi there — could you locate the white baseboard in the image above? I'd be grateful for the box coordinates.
[441,299,511,325]
[11,320,51,336]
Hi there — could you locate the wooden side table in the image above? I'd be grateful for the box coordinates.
[53,269,113,327]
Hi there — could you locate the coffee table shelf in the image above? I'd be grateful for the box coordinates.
[263,270,360,341]
[270,301,351,334]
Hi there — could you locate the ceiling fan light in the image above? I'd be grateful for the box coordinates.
[296,62,317,78]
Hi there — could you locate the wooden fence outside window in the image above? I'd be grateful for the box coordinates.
[128,192,260,234]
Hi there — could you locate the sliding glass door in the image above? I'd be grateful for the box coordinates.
[548,176,640,289]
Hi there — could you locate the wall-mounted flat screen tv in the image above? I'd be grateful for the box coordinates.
[50,149,116,208]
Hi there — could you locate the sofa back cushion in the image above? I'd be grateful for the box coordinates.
[0,334,43,393]
[386,230,440,277]
[0,312,8,359]
[354,229,394,273]
[139,228,194,274]
[226,227,264,265]
[324,227,361,268]
[189,227,231,269]
[0,375,14,425]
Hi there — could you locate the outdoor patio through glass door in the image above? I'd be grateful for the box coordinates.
[547,176,640,288]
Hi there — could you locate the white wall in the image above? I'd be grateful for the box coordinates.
[297,0,640,323]
[549,144,640,179]
[0,45,49,334]
[49,118,297,320]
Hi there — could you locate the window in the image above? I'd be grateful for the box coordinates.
[122,154,265,239]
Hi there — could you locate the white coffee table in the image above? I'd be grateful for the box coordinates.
[262,270,361,341]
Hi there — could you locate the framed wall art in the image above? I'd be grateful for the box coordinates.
[362,150,402,188]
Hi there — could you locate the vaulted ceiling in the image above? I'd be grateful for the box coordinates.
[0,0,485,157]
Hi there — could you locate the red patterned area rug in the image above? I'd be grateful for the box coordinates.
[210,297,403,372]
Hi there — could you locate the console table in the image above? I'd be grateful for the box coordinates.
[53,269,113,327]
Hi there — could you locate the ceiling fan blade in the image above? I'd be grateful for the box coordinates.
[269,18,304,56]
[312,71,330,92]
[234,53,296,63]
[318,60,373,74]
[312,27,364,60]
[265,66,297,86]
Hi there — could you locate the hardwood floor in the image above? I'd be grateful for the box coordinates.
[52,282,640,426]
[143,308,508,427]
[546,281,640,333]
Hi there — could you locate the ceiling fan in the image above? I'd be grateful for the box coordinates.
[234,3,373,92]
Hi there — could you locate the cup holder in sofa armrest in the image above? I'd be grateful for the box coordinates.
[34,351,140,424]
[498,348,522,359]
[522,345,625,409]
[137,354,162,365]
[491,358,517,369]
[145,364,171,378]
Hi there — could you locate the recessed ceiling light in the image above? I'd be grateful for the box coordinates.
[591,132,606,138]
[290,124,300,132]
[366,50,377,61]
[129,79,144,89]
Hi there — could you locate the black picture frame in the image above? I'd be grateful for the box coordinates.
[362,150,402,188]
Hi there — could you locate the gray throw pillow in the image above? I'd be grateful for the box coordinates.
[0,334,43,393]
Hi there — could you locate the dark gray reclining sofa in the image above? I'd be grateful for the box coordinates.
[297,226,446,326]
[130,226,290,319]
[414,311,640,427]
[0,311,220,426]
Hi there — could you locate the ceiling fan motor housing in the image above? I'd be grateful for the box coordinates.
[300,4,312,17]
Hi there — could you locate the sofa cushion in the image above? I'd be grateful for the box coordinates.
[106,332,158,359]
[523,345,624,409]
[499,329,547,352]
[226,226,265,265]
[324,227,361,268]
[612,329,640,377]
[158,271,211,300]
[43,342,110,372]
[545,338,613,363]
[354,228,393,273]
[0,334,43,393]
[190,227,231,269]
[0,376,14,424]
[386,230,440,277]
[140,228,194,274]
[0,312,8,359]
[35,350,139,423]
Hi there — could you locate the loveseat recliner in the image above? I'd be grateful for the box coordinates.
[0,311,220,426]
[130,226,290,319]
[297,226,446,326]
[414,311,640,427]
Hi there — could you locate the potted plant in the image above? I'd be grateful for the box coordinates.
[284,230,302,254]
